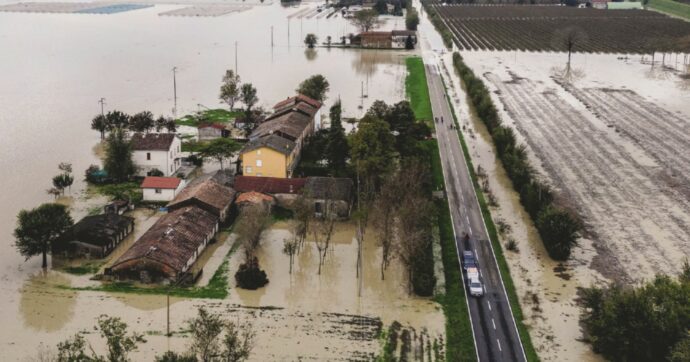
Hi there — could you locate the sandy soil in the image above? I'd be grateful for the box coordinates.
[437,50,689,361]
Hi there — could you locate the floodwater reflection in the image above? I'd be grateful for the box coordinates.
[20,271,76,332]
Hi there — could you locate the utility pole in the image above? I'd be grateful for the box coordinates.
[271,26,274,48]
[235,41,238,76]
[172,66,178,118]
[98,97,106,117]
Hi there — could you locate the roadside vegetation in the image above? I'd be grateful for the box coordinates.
[175,109,242,128]
[405,57,433,123]
[452,52,581,261]
[420,0,454,49]
[580,263,690,362]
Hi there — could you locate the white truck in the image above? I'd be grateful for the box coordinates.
[466,267,484,297]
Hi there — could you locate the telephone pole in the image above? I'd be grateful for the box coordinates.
[234,41,238,76]
[271,26,274,48]
[172,66,178,117]
[98,97,106,117]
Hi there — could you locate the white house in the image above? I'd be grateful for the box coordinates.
[141,176,185,202]
[131,133,182,176]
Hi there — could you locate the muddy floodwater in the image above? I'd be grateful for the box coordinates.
[0,2,434,359]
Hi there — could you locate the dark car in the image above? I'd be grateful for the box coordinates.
[462,250,477,270]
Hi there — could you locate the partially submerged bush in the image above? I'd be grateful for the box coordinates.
[235,257,269,290]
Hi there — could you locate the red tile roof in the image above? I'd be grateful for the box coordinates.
[273,94,322,110]
[141,176,182,189]
[234,176,306,194]
[236,191,275,204]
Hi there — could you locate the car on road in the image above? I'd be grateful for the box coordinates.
[466,267,479,280]
[468,276,484,297]
[462,250,477,270]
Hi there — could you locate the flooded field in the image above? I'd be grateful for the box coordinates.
[437,49,689,361]
[0,2,426,359]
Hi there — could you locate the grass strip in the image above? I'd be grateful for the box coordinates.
[648,0,690,20]
[405,57,434,123]
[62,240,240,299]
[441,65,540,362]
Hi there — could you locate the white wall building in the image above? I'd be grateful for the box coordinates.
[141,176,185,202]
[131,133,182,176]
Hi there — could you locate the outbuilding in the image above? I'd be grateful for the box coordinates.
[141,176,185,202]
[55,213,134,258]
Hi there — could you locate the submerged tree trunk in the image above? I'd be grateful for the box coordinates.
[42,246,48,269]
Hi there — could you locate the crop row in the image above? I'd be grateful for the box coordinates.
[431,4,666,19]
[434,6,690,53]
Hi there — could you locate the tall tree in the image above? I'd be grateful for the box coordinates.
[14,203,73,269]
[92,114,108,140]
[220,70,241,111]
[291,192,314,251]
[372,174,398,280]
[311,180,337,275]
[129,111,155,133]
[349,116,396,191]
[198,138,241,170]
[240,83,258,119]
[187,307,224,362]
[325,100,349,173]
[104,128,135,182]
[235,204,271,261]
[373,0,388,14]
[296,75,330,102]
[105,110,130,131]
[283,222,300,274]
[350,9,383,32]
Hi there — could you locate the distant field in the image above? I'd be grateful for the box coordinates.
[428,3,690,53]
[648,0,690,20]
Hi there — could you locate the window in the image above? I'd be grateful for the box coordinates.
[256,159,262,167]
[245,166,252,174]
[257,150,262,155]
[155,189,162,194]
[146,152,151,161]
[257,173,262,177]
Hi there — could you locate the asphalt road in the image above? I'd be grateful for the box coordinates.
[425,61,526,362]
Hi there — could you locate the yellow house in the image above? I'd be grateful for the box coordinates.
[240,134,297,178]
[239,94,322,178]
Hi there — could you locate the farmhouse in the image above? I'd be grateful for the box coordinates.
[197,123,230,141]
[352,30,417,49]
[167,175,236,223]
[391,30,417,48]
[131,133,182,177]
[55,213,134,258]
[108,206,218,283]
[239,95,322,178]
[141,176,185,202]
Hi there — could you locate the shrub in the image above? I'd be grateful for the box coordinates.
[412,235,436,296]
[235,257,269,290]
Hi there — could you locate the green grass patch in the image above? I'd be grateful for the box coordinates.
[60,261,105,275]
[63,240,239,299]
[442,77,540,362]
[648,0,690,20]
[176,109,242,127]
[405,57,434,124]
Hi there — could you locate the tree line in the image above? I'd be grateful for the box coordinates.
[452,52,581,261]
[580,263,690,362]
[91,110,176,140]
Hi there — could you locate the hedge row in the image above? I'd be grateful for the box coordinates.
[421,0,454,49]
[452,52,581,261]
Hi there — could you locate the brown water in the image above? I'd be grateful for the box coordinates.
[0,3,435,358]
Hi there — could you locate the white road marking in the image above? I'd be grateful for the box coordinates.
[487,301,492,311]
[492,318,496,330]
[497,338,502,352]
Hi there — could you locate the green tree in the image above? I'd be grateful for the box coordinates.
[96,315,146,362]
[188,307,224,362]
[350,9,382,32]
[304,33,318,49]
[220,70,241,111]
[405,6,419,30]
[104,128,135,182]
[52,173,74,195]
[536,206,580,260]
[128,111,154,133]
[92,114,108,140]
[324,100,349,174]
[581,268,690,362]
[56,333,93,362]
[198,138,240,170]
[14,203,73,269]
[349,116,396,191]
[296,74,330,102]
[220,322,254,362]
[670,333,690,362]
[405,35,415,50]
[105,110,130,131]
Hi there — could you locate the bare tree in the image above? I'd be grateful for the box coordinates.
[235,204,271,262]
[349,9,383,33]
[372,175,398,280]
[291,191,313,251]
[283,222,300,274]
[311,178,338,275]
[552,26,588,70]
